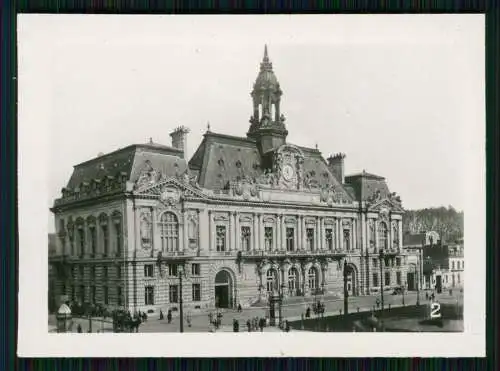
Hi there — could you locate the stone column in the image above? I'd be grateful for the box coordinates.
[253,213,258,251]
[352,218,356,251]
[281,215,286,251]
[398,219,403,252]
[208,211,212,251]
[338,219,343,251]
[259,214,264,251]
[181,211,188,252]
[233,212,239,251]
[228,211,232,252]
[388,218,393,251]
[361,214,366,254]
[301,216,306,251]
[296,215,301,251]
[316,217,321,251]
[275,214,280,251]
[135,206,142,254]
[320,217,325,250]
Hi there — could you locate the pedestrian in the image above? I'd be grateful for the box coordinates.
[306,307,311,318]
[285,320,290,332]
[159,309,164,320]
[187,313,192,327]
[259,318,265,332]
[209,311,214,325]
[233,319,239,332]
[77,324,82,333]
[237,303,242,312]
[167,309,172,324]
[247,319,251,332]
[376,298,380,309]
[425,292,429,300]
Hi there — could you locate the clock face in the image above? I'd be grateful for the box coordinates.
[282,164,295,181]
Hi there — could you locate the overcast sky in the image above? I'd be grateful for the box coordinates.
[17,15,484,232]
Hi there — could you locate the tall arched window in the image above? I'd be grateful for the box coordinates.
[159,212,179,252]
[112,211,123,256]
[288,267,298,295]
[308,267,318,292]
[266,269,278,293]
[377,222,388,250]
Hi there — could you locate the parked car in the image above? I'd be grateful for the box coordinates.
[392,286,404,295]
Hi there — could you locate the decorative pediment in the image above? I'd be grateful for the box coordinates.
[367,197,404,213]
[263,216,275,224]
[239,214,253,223]
[320,185,352,206]
[134,177,208,201]
[213,212,229,222]
[284,216,297,224]
[324,218,335,225]
[305,217,316,225]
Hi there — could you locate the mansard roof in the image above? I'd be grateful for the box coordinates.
[65,142,186,190]
[189,130,351,198]
[344,170,391,201]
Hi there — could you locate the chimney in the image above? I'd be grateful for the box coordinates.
[170,126,190,159]
[327,152,346,183]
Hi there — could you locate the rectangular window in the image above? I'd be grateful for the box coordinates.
[384,257,390,267]
[78,229,85,256]
[286,228,294,252]
[144,264,154,277]
[306,228,315,250]
[216,226,226,252]
[373,258,378,268]
[91,285,96,303]
[104,286,109,305]
[396,257,401,267]
[102,225,109,256]
[452,261,455,270]
[372,273,379,287]
[241,226,251,251]
[117,287,122,306]
[191,263,200,276]
[103,266,108,279]
[168,264,178,277]
[116,266,122,278]
[325,228,333,250]
[115,223,122,256]
[396,271,402,285]
[90,227,96,256]
[79,265,84,279]
[264,227,273,251]
[192,283,201,301]
[169,285,178,303]
[145,286,154,305]
[385,272,391,286]
[79,285,85,303]
[343,229,350,250]
[91,266,96,279]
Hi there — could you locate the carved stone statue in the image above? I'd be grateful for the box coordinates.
[140,211,152,248]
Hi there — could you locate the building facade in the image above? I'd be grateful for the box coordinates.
[403,231,464,292]
[50,47,410,314]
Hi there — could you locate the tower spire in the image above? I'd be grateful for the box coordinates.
[263,44,269,62]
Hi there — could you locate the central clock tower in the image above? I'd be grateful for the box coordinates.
[247,45,288,154]
[273,144,304,190]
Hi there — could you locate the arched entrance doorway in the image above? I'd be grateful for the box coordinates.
[345,263,357,296]
[215,270,233,309]
[407,263,417,291]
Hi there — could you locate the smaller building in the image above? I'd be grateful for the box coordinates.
[403,231,464,292]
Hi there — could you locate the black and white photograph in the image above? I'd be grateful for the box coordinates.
[18,14,485,357]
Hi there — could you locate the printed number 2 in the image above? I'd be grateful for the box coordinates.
[430,302,441,319]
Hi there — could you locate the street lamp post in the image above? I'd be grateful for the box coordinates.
[343,259,349,316]
[379,250,385,312]
[178,265,184,333]
[416,262,420,306]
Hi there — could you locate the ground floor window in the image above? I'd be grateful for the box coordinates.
[308,267,318,291]
[145,286,155,305]
[169,284,179,303]
[396,271,402,285]
[79,285,85,303]
[104,286,109,305]
[372,273,379,287]
[385,272,391,286]
[286,228,294,252]
[91,285,96,304]
[117,287,122,306]
[192,283,201,301]
[288,268,298,295]
[266,269,278,292]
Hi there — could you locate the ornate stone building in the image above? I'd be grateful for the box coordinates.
[50,46,408,314]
